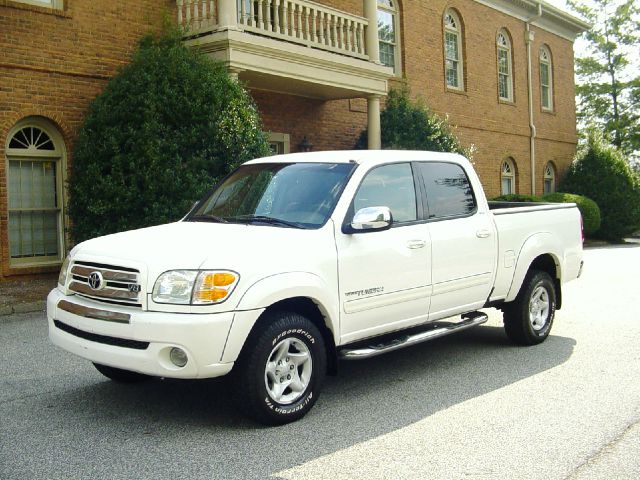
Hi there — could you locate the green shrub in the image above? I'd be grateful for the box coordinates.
[492,194,541,203]
[355,89,474,159]
[561,131,640,241]
[68,31,269,244]
[541,193,601,237]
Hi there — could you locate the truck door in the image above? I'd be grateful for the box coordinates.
[414,161,496,318]
[336,162,432,344]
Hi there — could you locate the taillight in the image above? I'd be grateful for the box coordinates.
[580,214,584,244]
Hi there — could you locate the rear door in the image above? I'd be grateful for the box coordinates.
[415,161,496,318]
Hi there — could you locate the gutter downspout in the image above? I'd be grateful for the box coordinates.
[526,2,543,195]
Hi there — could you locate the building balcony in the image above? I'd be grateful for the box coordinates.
[176,0,392,101]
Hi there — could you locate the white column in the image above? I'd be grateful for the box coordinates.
[367,95,381,150]
[228,68,244,81]
[363,0,380,64]
[217,0,238,30]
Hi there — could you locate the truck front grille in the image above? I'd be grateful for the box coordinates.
[69,261,142,307]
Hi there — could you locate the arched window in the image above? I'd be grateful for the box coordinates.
[6,118,65,266]
[544,162,556,194]
[378,0,399,73]
[444,9,464,90]
[540,46,553,110]
[501,158,517,195]
[497,29,513,101]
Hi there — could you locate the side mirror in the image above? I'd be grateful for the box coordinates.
[350,206,392,232]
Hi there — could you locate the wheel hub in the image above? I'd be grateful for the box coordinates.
[264,338,312,405]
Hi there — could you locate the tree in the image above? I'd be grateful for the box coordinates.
[560,128,640,241]
[355,88,474,159]
[567,0,640,158]
[69,31,270,244]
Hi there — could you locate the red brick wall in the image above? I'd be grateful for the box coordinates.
[0,0,172,279]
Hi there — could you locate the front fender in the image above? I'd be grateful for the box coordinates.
[505,232,563,303]
[220,272,339,363]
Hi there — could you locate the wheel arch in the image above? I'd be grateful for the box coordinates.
[222,272,339,373]
[506,233,563,308]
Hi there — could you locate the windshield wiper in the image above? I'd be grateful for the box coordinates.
[188,214,229,223]
[230,215,303,229]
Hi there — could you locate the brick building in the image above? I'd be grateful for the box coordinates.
[0,0,588,280]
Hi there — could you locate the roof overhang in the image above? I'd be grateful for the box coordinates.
[474,0,591,41]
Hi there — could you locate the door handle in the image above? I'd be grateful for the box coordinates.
[407,240,427,249]
[476,229,492,238]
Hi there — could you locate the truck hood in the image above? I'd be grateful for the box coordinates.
[72,221,320,274]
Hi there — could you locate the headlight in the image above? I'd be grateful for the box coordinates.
[58,255,72,288]
[152,270,239,305]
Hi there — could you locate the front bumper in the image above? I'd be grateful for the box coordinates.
[47,289,239,379]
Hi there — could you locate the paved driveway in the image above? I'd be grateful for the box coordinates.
[1,244,639,479]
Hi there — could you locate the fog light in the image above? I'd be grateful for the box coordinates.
[169,347,188,368]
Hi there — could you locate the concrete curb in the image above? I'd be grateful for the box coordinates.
[0,301,46,318]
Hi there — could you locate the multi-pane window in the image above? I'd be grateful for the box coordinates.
[497,30,513,101]
[378,0,398,73]
[501,159,516,195]
[444,10,464,90]
[544,162,556,194]
[540,46,553,110]
[6,123,64,265]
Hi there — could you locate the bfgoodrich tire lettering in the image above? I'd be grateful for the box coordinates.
[503,270,556,345]
[233,311,327,425]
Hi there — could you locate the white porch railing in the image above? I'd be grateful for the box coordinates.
[176,0,369,60]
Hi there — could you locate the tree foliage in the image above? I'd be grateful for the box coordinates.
[356,89,474,159]
[561,129,640,240]
[69,31,269,243]
[567,0,640,158]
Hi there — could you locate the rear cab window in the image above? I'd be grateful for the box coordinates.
[415,162,477,220]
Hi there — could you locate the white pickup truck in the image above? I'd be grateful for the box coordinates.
[48,150,583,424]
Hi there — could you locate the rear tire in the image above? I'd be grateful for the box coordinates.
[93,363,151,383]
[503,270,556,345]
[233,310,327,425]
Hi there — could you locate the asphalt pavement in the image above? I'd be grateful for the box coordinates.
[1,244,639,479]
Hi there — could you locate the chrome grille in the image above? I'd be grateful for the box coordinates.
[69,261,142,307]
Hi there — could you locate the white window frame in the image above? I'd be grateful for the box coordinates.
[540,46,553,111]
[497,29,514,102]
[544,162,556,194]
[501,158,516,195]
[5,118,66,267]
[12,0,64,9]
[444,9,464,91]
[377,0,401,75]
[267,132,290,155]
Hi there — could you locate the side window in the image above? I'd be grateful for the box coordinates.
[418,162,476,218]
[353,163,417,223]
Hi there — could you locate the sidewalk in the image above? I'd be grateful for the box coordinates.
[0,274,57,317]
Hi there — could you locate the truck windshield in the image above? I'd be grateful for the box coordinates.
[187,162,355,229]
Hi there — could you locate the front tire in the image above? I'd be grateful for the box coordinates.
[503,270,556,345]
[233,311,327,425]
[93,363,151,383]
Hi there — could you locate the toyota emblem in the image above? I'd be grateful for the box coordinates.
[88,271,104,291]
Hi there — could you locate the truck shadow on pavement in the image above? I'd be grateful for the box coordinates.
[32,324,576,479]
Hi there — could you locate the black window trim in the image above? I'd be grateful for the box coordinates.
[413,160,479,223]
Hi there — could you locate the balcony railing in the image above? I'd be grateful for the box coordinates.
[176,0,369,60]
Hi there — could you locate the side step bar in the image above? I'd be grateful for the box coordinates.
[338,311,488,360]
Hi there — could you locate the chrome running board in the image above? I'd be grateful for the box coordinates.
[338,311,488,360]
